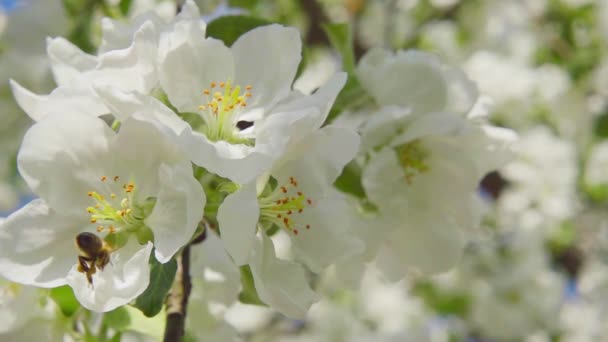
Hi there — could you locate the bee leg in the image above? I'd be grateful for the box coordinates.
[96,251,111,271]
[78,256,92,273]
[78,256,96,287]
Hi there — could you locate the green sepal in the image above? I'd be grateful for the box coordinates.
[49,285,80,317]
[238,265,265,306]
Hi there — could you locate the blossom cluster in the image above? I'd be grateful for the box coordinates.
[3,0,581,341]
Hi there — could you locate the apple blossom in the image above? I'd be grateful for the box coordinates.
[0,113,204,312]
[350,49,517,277]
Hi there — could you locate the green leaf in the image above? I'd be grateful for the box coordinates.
[119,0,133,16]
[108,333,122,342]
[238,265,265,306]
[206,15,273,46]
[322,23,356,74]
[49,285,80,317]
[228,0,261,10]
[104,307,131,332]
[133,256,177,317]
[334,161,366,199]
[413,281,470,316]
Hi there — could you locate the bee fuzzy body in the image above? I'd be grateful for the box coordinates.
[75,232,112,286]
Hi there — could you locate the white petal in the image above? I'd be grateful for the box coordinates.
[0,200,79,287]
[249,233,319,318]
[217,182,259,266]
[189,230,241,305]
[145,163,205,263]
[10,80,107,121]
[272,125,361,196]
[357,48,448,115]
[389,111,468,147]
[359,106,411,151]
[109,117,188,200]
[159,22,233,112]
[185,133,274,184]
[270,72,347,128]
[361,148,410,211]
[17,113,113,214]
[46,37,97,87]
[99,14,163,53]
[376,212,464,277]
[232,25,301,109]
[91,22,158,94]
[93,85,190,135]
[290,197,364,273]
[67,240,153,312]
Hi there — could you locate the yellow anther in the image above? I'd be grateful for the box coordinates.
[245,92,252,98]
[198,105,206,110]
[87,191,93,197]
[219,82,225,88]
[90,218,97,223]
[110,193,116,199]
[203,89,210,95]
[211,82,216,88]
[245,85,252,90]
[97,226,104,232]
[101,176,107,182]
[113,176,119,182]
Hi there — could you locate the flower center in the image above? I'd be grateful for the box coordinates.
[0,282,22,299]
[395,140,430,184]
[86,175,151,234]
[197,80,253,143]
[258,176,314,236]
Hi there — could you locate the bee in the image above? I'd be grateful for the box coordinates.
[75,232,112,286]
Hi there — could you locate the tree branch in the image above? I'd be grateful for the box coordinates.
[163,245,192,342]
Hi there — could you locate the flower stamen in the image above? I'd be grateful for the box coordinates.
[259,176,314,236]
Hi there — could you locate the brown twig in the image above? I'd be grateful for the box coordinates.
[163,246,192,342]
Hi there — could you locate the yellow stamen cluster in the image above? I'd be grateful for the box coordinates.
[396,141,430,184]
[259,176,313,236]
[86,175,139,234]
[198,81,252,116]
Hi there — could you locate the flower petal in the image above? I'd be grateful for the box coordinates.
[272,125,361,196]
[0,199,80,287]
[159,20,234,112]
[249,232,319,319]
[90,22,158,94]
[232,25,301,109]
[290,197,364,273]
[145,163,205,263]
[17,113,113,215]
[376,212,464,277]
[10,80,107,121]
[357,48,448,115]
[184,133,274,184]
[189,229,241,305]
[270,72,347,128]
[217,182,259,266]
[46,37,97,87]
[93,85,190,135]
[67,240,153,312]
